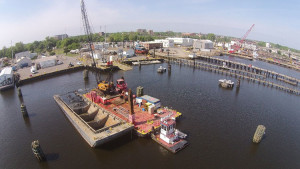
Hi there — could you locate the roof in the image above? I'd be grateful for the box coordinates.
[0,67,12,76]
[161,119,176,126]
[35,56,57,62]
[140,95,160,103]
[16,57,31,63]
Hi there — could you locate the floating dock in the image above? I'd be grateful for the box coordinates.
[253,125,266,143]
[54,92,134,147]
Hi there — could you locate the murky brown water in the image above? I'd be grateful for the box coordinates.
[1,62,300,169]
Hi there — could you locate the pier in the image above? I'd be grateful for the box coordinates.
[160,56,300,96]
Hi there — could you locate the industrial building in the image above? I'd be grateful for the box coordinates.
[166,38,193,47]
[35,56,57,69]
[193,40,214,51]
[148,30,154,36]
[15,51,37,60]
[142,42,163,50]
[154,39,174,48]
[16,57,32,68]
[136,29,147,33]
[52,34,68,40]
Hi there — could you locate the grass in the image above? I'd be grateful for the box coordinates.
[53,48,79,57]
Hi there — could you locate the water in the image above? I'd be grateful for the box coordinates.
[1,63,300,169]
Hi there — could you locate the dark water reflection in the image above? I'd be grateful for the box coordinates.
[0,63,299,169]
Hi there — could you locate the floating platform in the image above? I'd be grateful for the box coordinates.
[54,92,134,147]
[253,125,266,143]
[84,91,182,137]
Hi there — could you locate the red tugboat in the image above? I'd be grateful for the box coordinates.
[151,116,188,153]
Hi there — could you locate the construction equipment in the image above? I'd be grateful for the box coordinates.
[81,0,100,83]
[81,0,114,93]
[229,24,255,54]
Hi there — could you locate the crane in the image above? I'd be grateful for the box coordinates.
[229,24,255,54]
[81,0,114,94]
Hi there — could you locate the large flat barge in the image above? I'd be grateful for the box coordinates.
[54,91,134,147]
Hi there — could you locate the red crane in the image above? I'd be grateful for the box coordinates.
[229,24,255,54]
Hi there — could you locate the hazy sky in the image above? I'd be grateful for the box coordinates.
[0,0,299,49]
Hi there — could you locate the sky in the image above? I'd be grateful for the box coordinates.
[0,0,299,49]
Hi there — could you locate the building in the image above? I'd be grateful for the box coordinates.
[148,30,154,36]
[182,33,196,37]
[136,29,147,33]
[166,38,193,47]
[0,67,13,86]
[53,34,68,40]
[16,57,32,68]
[142,42,163,50]
[35,56,57,69]
[266,42,271,48]
[98,32,105,36]
[154,39,174,48]
[193,40,214,50]
[15,51,37,60]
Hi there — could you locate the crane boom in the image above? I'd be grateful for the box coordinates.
[240,24,255,43]
[80,0,99,83]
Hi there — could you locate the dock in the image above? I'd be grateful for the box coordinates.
[159,56,300,96]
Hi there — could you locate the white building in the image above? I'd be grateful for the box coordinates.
[0,67,13,86]
[193,40,214,50]
[266,43,271,48]
[16,57,32,68]
[242,43,257,50]
[94,43,109,50]
[166,38,193,47]
[35,56,57,69]
[154,39,174,48]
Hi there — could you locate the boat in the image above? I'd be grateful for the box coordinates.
[54,90,134,147]
[253,125,266,143]
[0,67,15,91]
[151,116,188,153]
[219,79,234,88]
[157,66,166,73]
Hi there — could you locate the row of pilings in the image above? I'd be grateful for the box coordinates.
[163,57,300,96]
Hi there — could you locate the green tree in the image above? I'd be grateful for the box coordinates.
[207,33,216,41]
[64,47,70,55]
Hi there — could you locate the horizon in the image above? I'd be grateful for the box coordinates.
[0,0,299,50]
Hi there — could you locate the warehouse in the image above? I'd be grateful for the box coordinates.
[193,40,214,51]
[154,39,174,48]
[16,57,32,68]
[35,56,57,69]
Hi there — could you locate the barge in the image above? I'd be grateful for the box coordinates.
[54,91,134,147]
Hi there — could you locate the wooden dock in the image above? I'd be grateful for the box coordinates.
[160,56,300,96]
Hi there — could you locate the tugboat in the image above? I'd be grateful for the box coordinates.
[151,116,188,153]
[157,66,167,73]
[219,79,234,88]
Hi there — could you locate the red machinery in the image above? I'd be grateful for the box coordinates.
[229,24,255,54]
